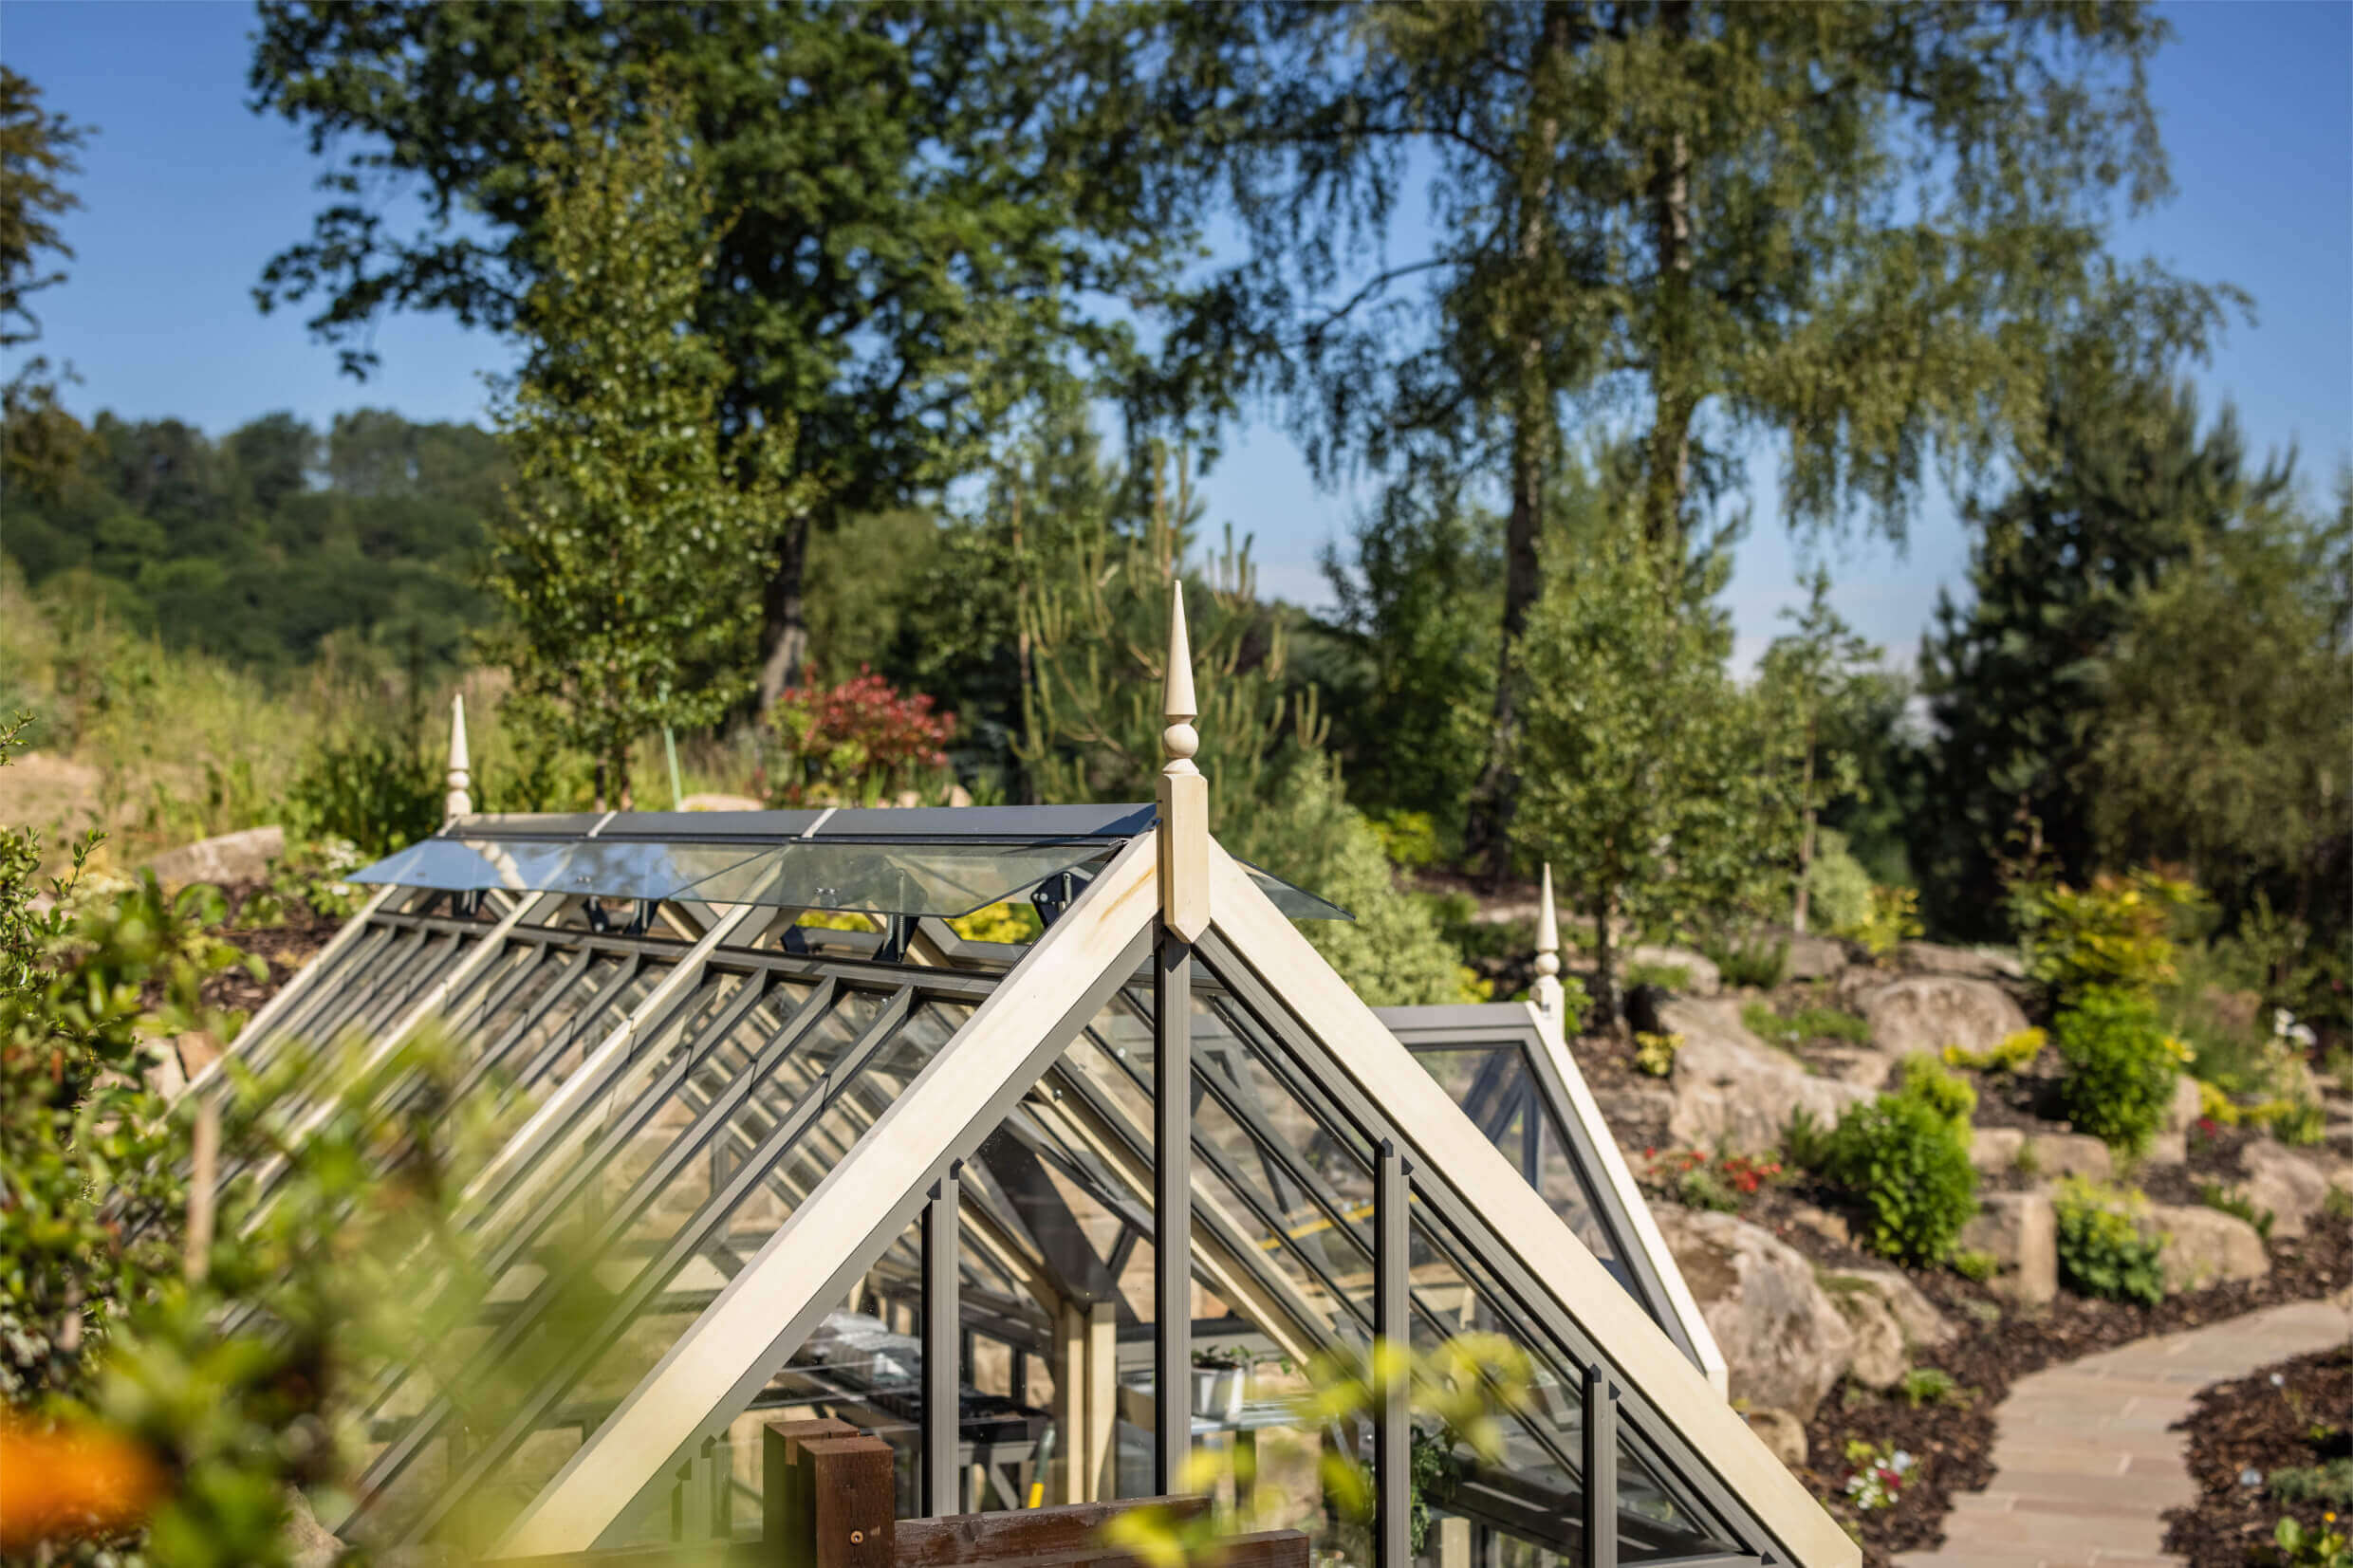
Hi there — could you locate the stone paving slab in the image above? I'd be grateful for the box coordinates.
[1893,1296,2351,1568]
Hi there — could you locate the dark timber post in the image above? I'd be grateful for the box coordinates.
[1153,931,1194,1491]
[922,1165,962,1517]
[1375,1138,1411,1568]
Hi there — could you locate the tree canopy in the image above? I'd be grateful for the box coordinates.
[247,0,1217,709]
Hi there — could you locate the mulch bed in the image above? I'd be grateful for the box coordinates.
[136,879,344,1024]
[2163,1340,2353,1566]
[1794,1218,2353,1564]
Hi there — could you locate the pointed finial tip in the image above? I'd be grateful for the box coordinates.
[1534,863,1561,979]
[446,692,473,820]
[1161,577,1199,773]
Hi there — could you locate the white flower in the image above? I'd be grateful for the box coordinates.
[2275,1007,2294,1038]
[2271,1373,2288,1388]
[2241,1467,2265,1487]
[2290,1023,2317,1048]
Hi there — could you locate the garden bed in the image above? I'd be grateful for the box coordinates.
[2162,1338,2353,1567]
[1794,1221,2353,1564]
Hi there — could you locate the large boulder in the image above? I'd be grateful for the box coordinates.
[1821,1266,1955,1353]
[1652,1206,1857,1420]
[1744,1407,1810,1470]
[1890,942,2026,983]
[1662,998,1873,1154]
[1851,974,2031,1061]
[1781,932,1852,983]
[1959,1191,2058,1306]
[1822,1280,1906,1391]
[144,824,285,889]
[2239,1141,2353,1242]
[2141,1204,2270,1292]
[1622,944,1722,997]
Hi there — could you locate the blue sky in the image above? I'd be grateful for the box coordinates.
[5,0,2347,671]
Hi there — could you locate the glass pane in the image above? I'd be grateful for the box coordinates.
[679,840,1114,918]
[350,838,762,901]
[1236,860,1354,922]
[1409,1045,1621,1265]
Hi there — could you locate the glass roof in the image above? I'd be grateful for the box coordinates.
[348,809,1349,921]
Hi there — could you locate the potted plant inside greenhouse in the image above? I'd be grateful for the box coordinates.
[178,585,1857,1568]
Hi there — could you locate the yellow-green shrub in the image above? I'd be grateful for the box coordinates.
[1943,1027,2047,1074]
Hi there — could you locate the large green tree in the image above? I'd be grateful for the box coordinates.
[485,82,806,808]
[1,65,95,503]
[2090,470,2351,938]
[1512,518,1788,1023]
[1180,1,2227,874]
[1917,374,2293,937]
[249,1,1212,710]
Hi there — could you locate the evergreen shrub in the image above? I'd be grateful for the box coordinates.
[2053,987,2183,1155]
[1823,1095,1979,1264]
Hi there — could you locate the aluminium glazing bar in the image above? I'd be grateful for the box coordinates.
[1374,1139,1410,1568]
[458,903,760,1217]
[379,986,923,1543]
[1584,1364,1620,1568]
[1153,931,1192,1494]
[922,1165,962,1517]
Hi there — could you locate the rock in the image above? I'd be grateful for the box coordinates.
[2141,1204,2270,1292]
[1782,932,1852,983]
[1853,974,2031,1061]
[1592,1086,1676,1132]
[680,791,765,812]
[1785,1201,1855,1251]
[2144,1132,2188,1168]
[1824,1267,1955,1352]
[1623,944,1722,997]
[1959,1191,2058,1306]
[2163,1074,2205,1134]
[143,824,285,889]
[1890,942,2026,982]
[2239,1141,2351,1242]
[1823,1280,1907,1391]
[1744,1407,1810,1470]
[1969,1128,2027,1175]
[281,1488,344,1568]
[1662,998,1873,1154]
[2026,1132,2114,1183]
[1812,1046,1896,1091]
[1651,1207,1857,1420]
[176,1033,223,1079]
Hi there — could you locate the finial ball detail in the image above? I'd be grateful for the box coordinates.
[1163,720,1199,764]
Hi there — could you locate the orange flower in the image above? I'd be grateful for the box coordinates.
[0,1415,165,1551]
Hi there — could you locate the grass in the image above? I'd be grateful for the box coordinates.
[1743,1000,1872,1052]
[1,565,785,868]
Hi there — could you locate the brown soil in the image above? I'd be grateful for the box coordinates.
[139,879,344,1022]
[2163,1340,2353,1567]
[1797,1220,2353,1564]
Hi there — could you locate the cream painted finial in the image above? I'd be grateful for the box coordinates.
[1162,579,1199,776]
[1157,577,1209,939]
[1532,863,1565,1043]
[446,692,473,821]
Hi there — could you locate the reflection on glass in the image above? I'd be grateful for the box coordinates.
[680,840,1113,918]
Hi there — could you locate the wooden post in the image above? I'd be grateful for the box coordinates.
[1084,1301,1118,1502]
[1052,1301,1085,1504]
[806,1434,894,1568]
[765,1417,857,1568]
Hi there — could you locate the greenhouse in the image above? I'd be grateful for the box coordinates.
[184,592,1851,1568]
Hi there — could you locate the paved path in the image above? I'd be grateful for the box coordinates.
[1893,1295,2351,1568]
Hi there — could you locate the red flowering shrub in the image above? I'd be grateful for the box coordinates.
[1637,1148,1784,1211]
[764,667,956,806]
